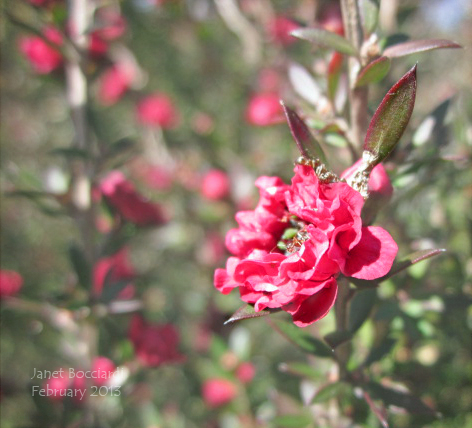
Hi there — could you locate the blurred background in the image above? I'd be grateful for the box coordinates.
[1,0,471,427]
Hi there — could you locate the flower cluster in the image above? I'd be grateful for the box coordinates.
[214,163,398,327]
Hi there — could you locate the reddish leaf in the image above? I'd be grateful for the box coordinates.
[224,304,278,325]
[327,52,344,100]
[291,27,358,56]
[364,65,417,165]
[363,390,389,428]
[383,38,462,58]
[281,101,327,164]
[354,56,391,88]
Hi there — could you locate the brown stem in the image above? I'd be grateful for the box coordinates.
[340,0,368,151]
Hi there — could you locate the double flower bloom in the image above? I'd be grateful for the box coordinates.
[215,163,398,327]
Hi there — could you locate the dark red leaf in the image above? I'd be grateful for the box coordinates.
[281,101,327,163]
[364,65,417,165]
[383,39,462,58]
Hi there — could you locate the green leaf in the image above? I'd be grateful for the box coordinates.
[98,279,130,304]
[366,382,438,417]
[354,56,391,88]
[281,101,328,164]
[386,249,446,279]
[272,414,313,428]
[312,382,351,404]
[291,27,358,56]
[272,320,334,358]
[68,244,91,289]
[224,304,278,325]
[364,65,417,165]
[278,362,320,379]
[327,52,343,101]
[364,336,397,366]
[348,289,377,333]
[323,330,353,349]
[383,38,462,58]
[49,147,91,159]
[362,0,380,35]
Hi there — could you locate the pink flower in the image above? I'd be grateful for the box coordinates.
[128,315,185,367]
[202,378,237,407]
[341,160,393,197]
[319,3,344,36]
[99,171,168,226]
[268,16,299,46]
[136,93,179,129]
[198,232,226,266]
[94,9,127,41]
[88,32,108,58]
[0,270,23,298]
[97,65,133,105]
[245,93,284,126]
[92,357,116,387]
[19,26,63,74]
[93,248,135,300]
[236,362,255,384]
[214,164,398,327]
[201,169,230,200]
[42,368,86,403]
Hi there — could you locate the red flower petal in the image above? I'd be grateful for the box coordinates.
[284,278,338,327]
[343,226,398,279]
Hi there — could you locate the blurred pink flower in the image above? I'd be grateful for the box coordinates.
[128,315,185,367]
[97,65,133,105]
[0,270,23,298]
[94,8,127,41]
[245,93,284,126]
[257,68,281,93]
[42,368,86,404]
[319,3,344,35]
[19,26,63,74]
[202,378,237,408]
[201,169,230,200]
[99,171,168,226]
[88,32,108,58]
[92,357,117,387]
[93,248,135,300]
[268,16,299,46]
[129,159,174,191]
[198,232,226,266]
[136,93,179,129]
[341,160,393,198]
[236,362,255,384]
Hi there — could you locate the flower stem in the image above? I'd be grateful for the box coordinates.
[340,0,368,150]
[334,278,353,379]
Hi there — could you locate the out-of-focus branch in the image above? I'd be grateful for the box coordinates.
[334,278,354,380]
[341,0,368,151]
[66,0,96,262]
[214,0,262,65]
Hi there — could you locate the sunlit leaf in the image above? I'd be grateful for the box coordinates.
[272,320,334,358]
[366,382,438,417]
[383,39,461,58]
[348,289,377,333]
[279,362,320,379]
[386,249,446,279]
[288,62,322,106]
[364,65,417,165]
[224,304,278,325]
[272,414,313,428]
[362,0,380,35]
[281,101,327,164]
[354,56,391,88]
[291,27,358,56]
[312,382,351,404]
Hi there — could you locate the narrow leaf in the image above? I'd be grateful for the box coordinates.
[272,414,313,428]
[364,336,397,366]
[224,304,278,325]
[288,62,322,106]
[355,56,391,88]
[49,147,90,159]
[291,27,358,56]
[99,279,130,304]
[69,244,91,289]
[383,39,461,58]
[324,330,353,349]
[312,382,350,404]
[271,320,334,358]
[327,52,344,100]
[281,101,327,164]
[366,382,438,417]
[362,390,389,428]
[386,248,446,279]
[278,362,320,380]
[362,0,380,35]
[364,65,417,165]
[348,289,377,333]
